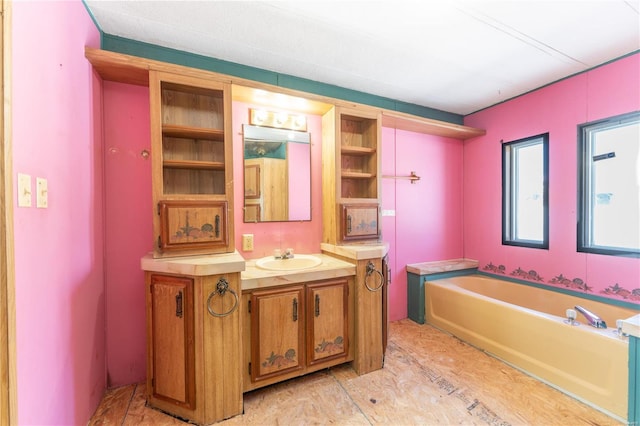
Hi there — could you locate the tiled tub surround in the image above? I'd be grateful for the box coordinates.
[426,274,638,421]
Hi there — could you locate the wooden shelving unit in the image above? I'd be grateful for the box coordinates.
[150,71,235,257]
[323,107,382,245]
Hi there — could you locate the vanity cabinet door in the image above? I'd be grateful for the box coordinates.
[147,274,195,409]
[340,203,380,243]
[306,279,349,366]
[250,286,305,382]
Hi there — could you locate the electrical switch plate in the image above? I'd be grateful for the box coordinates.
[36,177,48,208]
[17,173,32,207]
[382,209,396,217]
[242,234,254,251]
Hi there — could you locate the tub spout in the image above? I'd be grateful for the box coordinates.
[575,305,607,329]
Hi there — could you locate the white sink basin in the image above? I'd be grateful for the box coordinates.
[255,254,322,271]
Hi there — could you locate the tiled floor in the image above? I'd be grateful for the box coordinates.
[90,319,622,425]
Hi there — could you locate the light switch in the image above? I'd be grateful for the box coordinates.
[17,173,32,207]
[37,177,48,208]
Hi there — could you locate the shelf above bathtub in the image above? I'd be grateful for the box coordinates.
[406,258,479,276]
[621,314,640,338]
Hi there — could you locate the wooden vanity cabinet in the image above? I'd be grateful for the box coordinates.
[243,278,352,391]
[149,70,235,258]
[145,271,242,425]
[322,106,382,245]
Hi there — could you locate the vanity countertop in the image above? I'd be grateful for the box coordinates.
[141,251,246,276]
[320,242,390,260]
[242,253,356,290]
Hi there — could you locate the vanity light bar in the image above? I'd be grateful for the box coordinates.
[250,108,307,132]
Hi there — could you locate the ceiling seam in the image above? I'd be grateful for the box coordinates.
[454,4,587,67]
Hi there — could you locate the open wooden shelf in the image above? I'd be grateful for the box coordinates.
[85,47,486,140]
[341,172,376,179]
[341,146,376,156]
[162,125,225,141]
[163,160,225,170]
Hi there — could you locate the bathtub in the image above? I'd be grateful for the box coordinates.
[425,274,639,421]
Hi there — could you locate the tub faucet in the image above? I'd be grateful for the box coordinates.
[575,305,607,329]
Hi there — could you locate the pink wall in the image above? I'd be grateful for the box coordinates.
[12,2,104,424]
[382,128,465,321]
[103,83,151,387]
[464,53,640,303]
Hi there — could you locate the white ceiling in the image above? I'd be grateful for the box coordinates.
[84,0,640,116]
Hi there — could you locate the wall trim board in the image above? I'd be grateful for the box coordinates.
[1,0,17,423]
[100,33,464,125]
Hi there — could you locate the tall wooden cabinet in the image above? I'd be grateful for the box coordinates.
[149,71,235,258]
[144,258,244,425]
[322,107,382,245]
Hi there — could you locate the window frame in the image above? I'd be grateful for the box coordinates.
[502,133,549,249]
[577,111,640,257]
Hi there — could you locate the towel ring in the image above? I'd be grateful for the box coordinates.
[364,261,384,292]
[207,277,239,317]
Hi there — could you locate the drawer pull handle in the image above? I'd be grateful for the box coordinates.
[315,294,320,317]
[175,291,183,318]
[293,298,298,322]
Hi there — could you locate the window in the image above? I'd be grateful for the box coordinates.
[502,134,549,249]
[578,112,640,257]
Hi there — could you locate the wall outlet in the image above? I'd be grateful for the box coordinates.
[242,234,254,251]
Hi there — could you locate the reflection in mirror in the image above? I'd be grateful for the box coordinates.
[243,124,311,222]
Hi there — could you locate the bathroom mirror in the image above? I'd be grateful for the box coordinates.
[243,124,311,222]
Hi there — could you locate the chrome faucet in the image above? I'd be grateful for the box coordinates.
[281,249,294,259]
[274,248,294,259]
[575,305,607,329]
